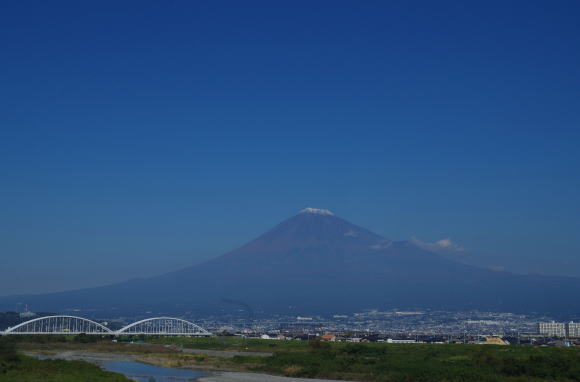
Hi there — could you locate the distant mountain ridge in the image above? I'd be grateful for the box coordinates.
[1,208,579,315]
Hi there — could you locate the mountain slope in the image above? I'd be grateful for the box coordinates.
[1,208,579,315]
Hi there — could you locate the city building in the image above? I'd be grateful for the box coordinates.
[538,321,566,337]
[320,334,337,341]
[567,322,580,338]
[386,339,417,343]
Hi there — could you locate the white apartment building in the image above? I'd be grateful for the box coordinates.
[567,321,580,338]
[538,321,566,337]
[537,321,580,337]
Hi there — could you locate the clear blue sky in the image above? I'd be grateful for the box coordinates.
[1,0,579,296]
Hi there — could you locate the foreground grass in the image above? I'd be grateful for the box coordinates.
[150,337,580,382]
[0,356,131,382]
[10,335,580,381]
[253,342,580,381]
[1,338,129,382]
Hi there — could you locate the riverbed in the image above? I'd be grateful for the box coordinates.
[32,352,207,381]
[31,350,353,382]
[103,360,207,382]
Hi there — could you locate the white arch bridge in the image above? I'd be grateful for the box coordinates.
[0,315,212,336]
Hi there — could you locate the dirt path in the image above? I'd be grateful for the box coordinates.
[24,350,139,363]
[164,344,273,358]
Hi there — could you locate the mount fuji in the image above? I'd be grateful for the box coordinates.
[1,208,579,315]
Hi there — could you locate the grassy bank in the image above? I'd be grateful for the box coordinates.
[251,341,580,381]
[0,338,130,382]
[149,337,580,382]
[10,335,580,381]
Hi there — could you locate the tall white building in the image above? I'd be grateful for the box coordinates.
[567,322,580,338]
[538,321,566,337]
[537,321,580,337]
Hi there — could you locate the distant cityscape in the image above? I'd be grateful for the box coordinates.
[3,308,580,346]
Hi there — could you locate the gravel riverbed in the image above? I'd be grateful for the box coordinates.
[26,349,353,382]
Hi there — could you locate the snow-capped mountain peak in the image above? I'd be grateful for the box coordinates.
[299,207,334,216]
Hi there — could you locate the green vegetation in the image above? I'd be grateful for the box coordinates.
[253,341,580,381]
[11,334,178,356]
[9,334,580,381]
[7,333,106,345]
[0,337,130,382]
[150,337,580,382]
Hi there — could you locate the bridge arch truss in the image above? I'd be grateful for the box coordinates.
[1,315,211,336]
[3,315,112,335]
[116,317,211,336]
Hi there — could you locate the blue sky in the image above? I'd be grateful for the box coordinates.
[1,0,579,296]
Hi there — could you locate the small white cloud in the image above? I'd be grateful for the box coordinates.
[485,265,507,272]
[411,237,465,254]
[344,230,358,237]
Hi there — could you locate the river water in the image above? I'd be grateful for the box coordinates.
[102,360,207,381]
[33,354,208,381]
